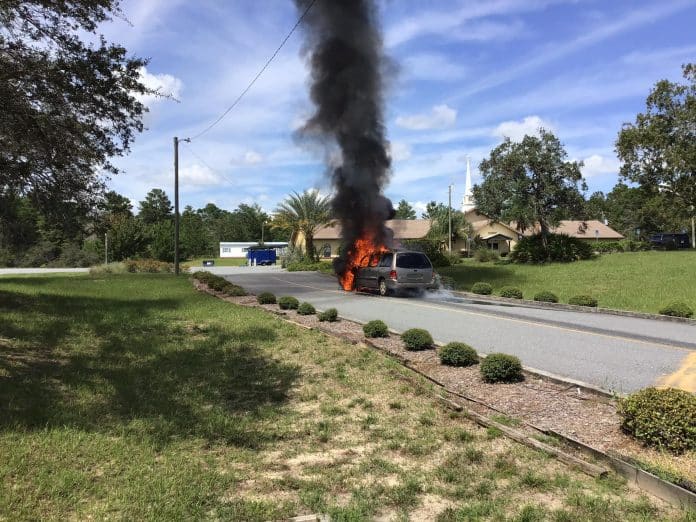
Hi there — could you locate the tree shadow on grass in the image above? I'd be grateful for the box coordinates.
[0,289,300,449]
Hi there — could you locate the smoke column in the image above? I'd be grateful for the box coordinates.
[293,0,395,278]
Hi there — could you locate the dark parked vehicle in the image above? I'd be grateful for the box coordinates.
[649,233,690,250]
[353,250,435,296]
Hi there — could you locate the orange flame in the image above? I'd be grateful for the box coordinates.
[339,234,390,291]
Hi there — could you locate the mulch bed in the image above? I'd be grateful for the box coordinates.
[195,280,695,487]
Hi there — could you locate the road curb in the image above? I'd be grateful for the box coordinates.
[451,290,696,325]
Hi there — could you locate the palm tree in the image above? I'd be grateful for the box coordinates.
[272,190,332,260]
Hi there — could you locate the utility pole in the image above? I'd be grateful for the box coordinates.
[104,232,108,265]
[448,184,454,253]
[173,136,190,276]
[261,220,266,245]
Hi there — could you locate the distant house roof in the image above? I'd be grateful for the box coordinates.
[314,219,431,240]
[515,220,624,240]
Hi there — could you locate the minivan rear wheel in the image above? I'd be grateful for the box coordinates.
[378,278,389,296]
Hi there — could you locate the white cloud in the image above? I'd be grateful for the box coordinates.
[396,104,457,130]
[137,66,183,105]
[580,154,620,178]
[451,0,693,100]
[179,164,220,186]
[412,201,430,217]
[402,53,468,82]
[621,44,696,65]
[385,0,562,47]
[451,19,526,42]
[389,141,412,162]
[492,115,554,141]
[244,150,263,164]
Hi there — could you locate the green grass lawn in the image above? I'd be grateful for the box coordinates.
[440,251,696,314]
[185,256,248,267]
[0,274,691,520]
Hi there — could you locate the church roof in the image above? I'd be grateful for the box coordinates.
[314,219,431,240]
[514,220,624,239]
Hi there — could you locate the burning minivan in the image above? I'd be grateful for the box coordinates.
[351,249,435,296]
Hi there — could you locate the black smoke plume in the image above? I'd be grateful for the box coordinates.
[293,0,395,276]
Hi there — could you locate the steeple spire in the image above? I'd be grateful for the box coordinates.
[461,155,475,212]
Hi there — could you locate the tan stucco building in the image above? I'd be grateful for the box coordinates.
[312,219,431,258]
[298,212,624,259]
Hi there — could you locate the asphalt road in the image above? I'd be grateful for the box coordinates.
[0,268,89,275]
[216,268,696,394]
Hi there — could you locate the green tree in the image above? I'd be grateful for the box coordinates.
[106,213,148,261]
[138,189,173,224]
[272,190,332,259]
[584,191,607,222]
[231,203,270,242]
[601,183,684,239]
[394,199,416,219]
[473,130,586,246]
[420,201,471,244]
[148,220,175,262]
[180,206,213,259]
[101,191,133,216]
[616,64,695,244]
[0,1,157,216]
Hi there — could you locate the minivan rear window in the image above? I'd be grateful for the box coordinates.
[396,253,431,269]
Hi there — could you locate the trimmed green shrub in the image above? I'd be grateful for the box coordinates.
[439,342,478,367]
[568,295,598,307]
[278,296,300,310]
[619,239,650,252]
[594,241,624,253]
[499,287,523,299]
[318,308,338,322]
[510,233,594,264]
[123,259,174,273]
[286,261,323,272]
[401,328,434,351]
[297,302,316,315]
[363,320,389,338]
[207,278,229,292]
[480,353,523,383]
[533,290,559,303]
[659,301,693,318]
[471,282,493,295]
[223,283,246,297]
[618,387,696,454]
[474,249,500,263]
[257,292,276,304]
[89,262,128,275]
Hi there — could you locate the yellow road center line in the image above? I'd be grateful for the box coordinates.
[267,275,693,353]
[659,352,696,392]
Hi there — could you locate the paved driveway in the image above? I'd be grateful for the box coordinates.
[218,269,696,394]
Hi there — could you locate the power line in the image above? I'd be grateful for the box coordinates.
[183,142,238,188]
[188,0,316,141]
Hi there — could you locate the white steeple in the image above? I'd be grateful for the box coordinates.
[461,155,475,213]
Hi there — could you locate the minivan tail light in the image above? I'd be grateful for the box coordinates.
[389,270,397,281]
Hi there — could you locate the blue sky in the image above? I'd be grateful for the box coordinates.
[102,0,696,216]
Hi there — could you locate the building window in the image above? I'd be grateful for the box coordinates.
[222,247,231,253]
[321,244,331,258]
[490,242,499,250]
